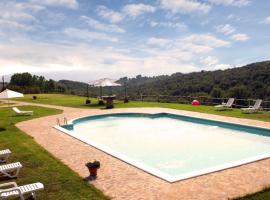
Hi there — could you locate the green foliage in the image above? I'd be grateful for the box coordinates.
[9,73,66,93]
[228,85,251,99]
[211,87,223,98]
[58,80,88,96]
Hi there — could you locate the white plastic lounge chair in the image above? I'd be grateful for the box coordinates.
[0,162,22,179]
[215,98,235,111]
[0,150,11,164]
[0,182,44,200]
[241,99,262,114]
[12,107,33,116]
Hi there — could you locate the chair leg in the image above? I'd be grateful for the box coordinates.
[0,168,20,178]
[14,168,21,177]
[19,193,25,200]
[31,192,37,200]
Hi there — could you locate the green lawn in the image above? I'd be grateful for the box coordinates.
[236,188,270,200]
[15,93,270,122]
[0,106,108,200]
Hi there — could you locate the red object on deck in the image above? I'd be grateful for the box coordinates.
[192,100,200,106]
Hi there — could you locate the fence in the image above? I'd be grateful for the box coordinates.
[117,95,270,110]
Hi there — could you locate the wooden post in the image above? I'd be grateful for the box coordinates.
[1,76,5,92]
[86,84,89,99]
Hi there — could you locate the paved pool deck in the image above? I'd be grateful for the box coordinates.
[13,101,270,200]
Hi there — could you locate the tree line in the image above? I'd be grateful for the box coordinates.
[8,73,66,93]
[6,60,270,101]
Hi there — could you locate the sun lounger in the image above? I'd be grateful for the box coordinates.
[241,99,262,114]
[0,162,22,179]
[215,98,235,111]
[0,182,44,200]
[12,107,33,116]
[0,150,11,164]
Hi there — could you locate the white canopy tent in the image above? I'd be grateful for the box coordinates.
[0,89,24,99]
[0,89,24,124]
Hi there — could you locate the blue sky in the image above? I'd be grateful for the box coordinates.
[0,0,269,81]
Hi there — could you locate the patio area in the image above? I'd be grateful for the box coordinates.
[14,101,270,200]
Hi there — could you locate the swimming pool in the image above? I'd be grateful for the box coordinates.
[55,113,270,182]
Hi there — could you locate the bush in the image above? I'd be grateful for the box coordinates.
[86,161,100,169]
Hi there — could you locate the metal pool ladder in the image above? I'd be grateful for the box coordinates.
[56,117,68,126]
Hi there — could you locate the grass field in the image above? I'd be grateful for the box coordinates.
[0,105,108,200]
[237,188,270,200]
[14,93,270,122]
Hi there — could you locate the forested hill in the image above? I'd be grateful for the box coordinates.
[6,60,270,100]
[117,61,270,100]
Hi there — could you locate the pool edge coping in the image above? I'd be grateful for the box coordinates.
[54,111,270,183]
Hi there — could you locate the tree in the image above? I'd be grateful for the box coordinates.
[229,85,250,99]
[211,87,223,98]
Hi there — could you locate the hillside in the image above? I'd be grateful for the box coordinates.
[58,80,88,95]
[115,61,270,100]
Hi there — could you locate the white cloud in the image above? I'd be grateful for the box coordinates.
[0,38,198,78]
[160,0,211,14]
[182,34,230,48]
[149,21,187,31]
[0,31,232,79]
[147,37,171,47]
[215,24,236,35]
[64,28,118,42]
[31,0,79,9]
[208,0,251,7]
[227,14,240,21]
[80,16,125,33]
[0,10,37,22]
[123,3,156,17]
[261,16,270,25]
[230,33,249,41]
[0,19,33,30]
[0,2,42,31]
[200,56,219,66]
[143,34,230,72]
[96,6,124,23]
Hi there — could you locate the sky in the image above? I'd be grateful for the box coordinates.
[0,0,269,82]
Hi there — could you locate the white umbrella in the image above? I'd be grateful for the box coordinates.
[89,78,121,97]
[0,89,24,123]
[89,78,121,87]
[0,89,24,99]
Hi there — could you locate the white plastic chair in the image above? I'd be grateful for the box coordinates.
[0,182,44,200]
[12,107,33,116]
[215,98,235,111]
[0,162,22,179]
[0,150,11,164]
[241,99,262,114]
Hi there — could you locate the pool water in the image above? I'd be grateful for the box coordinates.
[57,113,270,182]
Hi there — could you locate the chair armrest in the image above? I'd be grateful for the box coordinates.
[0,182,17,188]
[0,187,21,195]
